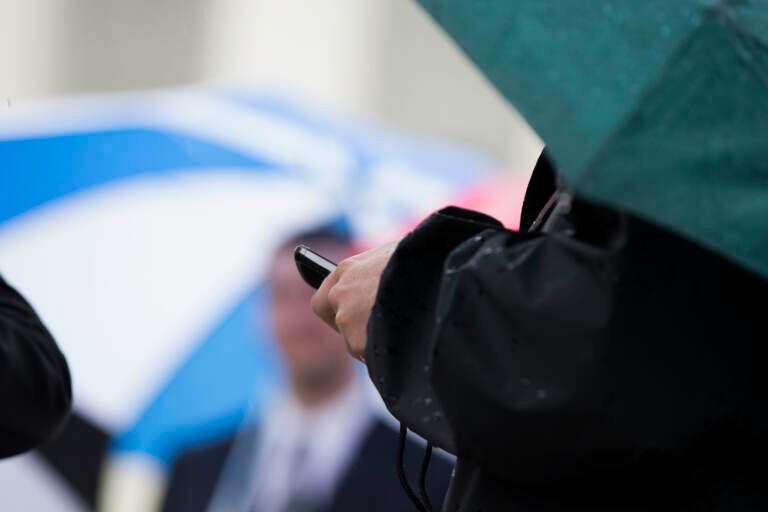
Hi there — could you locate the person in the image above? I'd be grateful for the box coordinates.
[311,154,768,511]
[161,226,453,512]
[0,274,72,457]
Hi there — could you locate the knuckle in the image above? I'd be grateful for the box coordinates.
[334,308,351,328]
[336,258,353,274]
[326,285,340,306]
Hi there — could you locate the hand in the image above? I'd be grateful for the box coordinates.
[311,240,399,362]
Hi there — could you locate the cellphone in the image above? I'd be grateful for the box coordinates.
[294,244,338,289]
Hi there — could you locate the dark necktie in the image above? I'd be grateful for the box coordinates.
[281,439,314,512]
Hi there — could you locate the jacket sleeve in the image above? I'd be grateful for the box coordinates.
[367,194,767,484]
[422,203,624,482]
[366,206,505,453]
[0,275,72,457]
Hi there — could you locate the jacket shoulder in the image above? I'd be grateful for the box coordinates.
[160,435,237,512]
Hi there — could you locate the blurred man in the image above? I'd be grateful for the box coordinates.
[0,274,72,457]
[162,226,452,512]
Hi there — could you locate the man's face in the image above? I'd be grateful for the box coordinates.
[266,244,350,384]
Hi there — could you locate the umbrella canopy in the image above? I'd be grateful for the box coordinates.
[417,0,768,279]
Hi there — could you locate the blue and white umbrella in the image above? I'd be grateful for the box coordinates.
[0,88,494,510]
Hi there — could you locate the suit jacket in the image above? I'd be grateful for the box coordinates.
[162,418,453,512]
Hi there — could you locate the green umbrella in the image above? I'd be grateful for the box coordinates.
[417,0,768,279]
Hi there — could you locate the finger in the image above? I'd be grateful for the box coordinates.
[346,322,368,361]
[333,299,369,361]
[311,269,340,331]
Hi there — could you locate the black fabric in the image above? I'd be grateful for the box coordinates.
[366,187,768,510]
[161,419,454,512]
[366,208,503,454]
[161,432,236,512]
[38,411,110,509]
[0,275,72,458]
[519,150,558,231]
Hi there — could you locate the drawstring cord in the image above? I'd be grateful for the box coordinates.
[418,439,434,510]
[398,423,434,512]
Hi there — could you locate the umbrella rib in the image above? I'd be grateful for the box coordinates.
[720,7,768,92]
[575,4,768,190]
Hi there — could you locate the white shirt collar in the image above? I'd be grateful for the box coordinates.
[250,375,376,512]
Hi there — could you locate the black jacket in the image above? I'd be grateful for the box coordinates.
[366,155,768,511]
[0,275,72,457]
[162,418,453,512]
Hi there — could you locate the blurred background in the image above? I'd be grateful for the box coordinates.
[0,1,541,511]
[1,0,541,168]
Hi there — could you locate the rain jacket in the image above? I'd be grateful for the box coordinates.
[0,275,72,457]
[366,155,768,511]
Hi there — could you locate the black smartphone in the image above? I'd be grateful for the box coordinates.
[294,244,338,289]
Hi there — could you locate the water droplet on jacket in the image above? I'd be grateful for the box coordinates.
[473,235,483,242]
[424,397,433,407]
[537,389,548,399]
[423,365,430,374]
[421,415,431,423]
[378,377,385,386]
[520,377,531,387]
[481,246,503,258]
